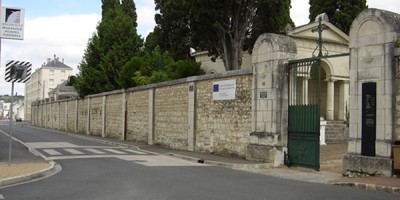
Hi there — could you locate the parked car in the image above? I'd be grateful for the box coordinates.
[15,116,22,122]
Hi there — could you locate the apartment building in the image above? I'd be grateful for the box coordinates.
[24,55,73,121]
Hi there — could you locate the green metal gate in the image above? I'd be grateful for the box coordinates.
[286,58,321,170]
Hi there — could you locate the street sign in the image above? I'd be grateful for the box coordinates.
[0,6,25,40]
[4,60,31,83]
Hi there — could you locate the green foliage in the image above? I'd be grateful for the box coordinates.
[148,0,192,60]
[309,0,367,34]
[189,0,293,70]
[75,0,143,97]
[244,0,294,53]
[132,48,204,86]
[66,76,77,86]
[118,57,145,89]
[396,38,400,48]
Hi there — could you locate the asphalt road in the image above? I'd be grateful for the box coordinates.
[0,123,398,200]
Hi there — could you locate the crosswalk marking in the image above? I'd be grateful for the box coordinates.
[85,148,106,154]
[43,149,62,156]
[26,142,78,149]
[64,148,84,155]
[123,149,147,155]
[103,149,127,154]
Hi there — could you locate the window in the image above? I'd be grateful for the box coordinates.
[49,79,54,85]
[61,70,65,76]
[50,70,54,76]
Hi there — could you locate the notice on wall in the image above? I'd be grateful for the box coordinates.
[0,6,25,40]
[212,79,236,100]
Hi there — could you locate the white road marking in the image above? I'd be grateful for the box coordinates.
[43,149,62,156]
[48,155,117,160]
[25,142,78,149]
[0,194,4,199]
[123,149,147,155]
[64,148,84,155]
[118,155,209,167]
[85,148,106,154]
[103,149,127,154]
[50,155,210,166]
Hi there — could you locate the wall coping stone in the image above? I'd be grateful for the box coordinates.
[86,89,126,98]
[125,69,252,93]
[31,69,253,105]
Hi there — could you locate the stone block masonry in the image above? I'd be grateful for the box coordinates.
[31,70,254,158]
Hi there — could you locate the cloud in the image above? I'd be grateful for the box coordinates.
[0,14,100,95]
[290,0,310,26]
[136,1,157,38]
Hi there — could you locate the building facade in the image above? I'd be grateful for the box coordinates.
[193,19,350,122]
[24,55,73,121]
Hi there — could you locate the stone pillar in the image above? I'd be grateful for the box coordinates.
[75,99,78,133]
[57,102,61,129]
[247,33,297,166]
[65,101,68,131]
[326,79,335,121]
[86,97,91,135]
[338,80,349,121]
[121,92,127,141]
[101,96,106,138]
[148,88,155,145]
[343,8,400,176]
[188,82,196,151]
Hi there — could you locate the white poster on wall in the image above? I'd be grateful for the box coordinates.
[213,79,236,100]
[0,6,25,40]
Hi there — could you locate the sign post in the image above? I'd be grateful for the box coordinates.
[4,61,31,165]
[0,1,26,165]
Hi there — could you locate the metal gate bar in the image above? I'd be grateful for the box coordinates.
[286,58,321,170]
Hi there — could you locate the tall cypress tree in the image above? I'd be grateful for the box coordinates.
[309,0,367,34]
[150,0,192,60]
[75,0,143,97]
[244,0,294,53]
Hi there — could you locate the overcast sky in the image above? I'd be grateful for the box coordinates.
[0,0,399,95]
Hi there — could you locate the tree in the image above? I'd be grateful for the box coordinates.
[75,0,143,97]
[244,0,294,53]
[118,47,204,88]
[150,0,192,60]
[189,0,257,71]
[189,0,293,71]
[309,0,367,34]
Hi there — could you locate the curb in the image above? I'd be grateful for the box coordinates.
[166,153,273,170]
[333,182,400,195]
[0,161,61,188]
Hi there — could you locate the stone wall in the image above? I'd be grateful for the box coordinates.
[126,90,149,143]
[154,83,189,150]
[67,100,76,132]
[105,93,123,139]
[59,101,67,130]
[31,70,253,158]
[89,96,103,137]
[77,99,87,134]
[196,75,252,157]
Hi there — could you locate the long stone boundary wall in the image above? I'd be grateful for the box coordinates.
[31,69,253,158]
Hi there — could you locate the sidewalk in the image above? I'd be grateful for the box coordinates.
[0,129,59,187]
[1,126,399,194]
